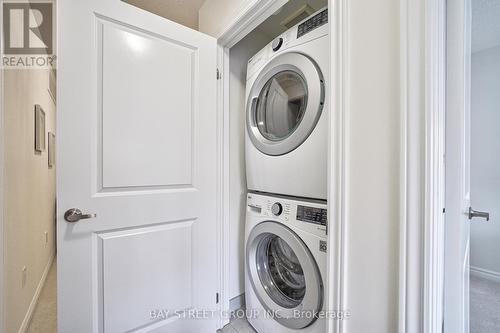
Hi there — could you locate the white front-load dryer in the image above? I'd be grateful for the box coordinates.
[245,192,327,333]
[245,8,329,200]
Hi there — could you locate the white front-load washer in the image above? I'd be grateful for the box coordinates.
[245,8,329,200]
[245,192,327,333]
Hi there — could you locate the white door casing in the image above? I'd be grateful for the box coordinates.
[444,0,472,332]
[57,1,218,332]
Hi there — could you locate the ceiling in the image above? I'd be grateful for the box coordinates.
[122,0,328,36]
[124,0,205,30]
[472,0,500,53]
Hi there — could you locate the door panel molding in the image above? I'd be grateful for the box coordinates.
[95,15,197,192]
[96,220,196,332]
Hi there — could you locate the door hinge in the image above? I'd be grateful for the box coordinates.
[216,292,220,304]
[216,68,222,80]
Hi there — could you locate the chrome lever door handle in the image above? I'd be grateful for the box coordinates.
[64,208,97,223]
[468,207,490,221]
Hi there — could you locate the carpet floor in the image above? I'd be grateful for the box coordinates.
[470,274,500,332]
[26,260,57,333]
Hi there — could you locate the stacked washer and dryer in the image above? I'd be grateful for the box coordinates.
[244,7,329,333]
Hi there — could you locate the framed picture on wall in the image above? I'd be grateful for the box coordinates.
[48,132,55,168]
[34,105,46,152]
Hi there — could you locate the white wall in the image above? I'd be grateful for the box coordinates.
[342,0,400,331]
[228,30,270,300]
[470,45,500,278]
[124,0,204,30]
[199,0,255,37]
[3,68,57,333]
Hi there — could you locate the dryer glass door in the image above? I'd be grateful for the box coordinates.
[247,53,325,156]
[255,71,308,141]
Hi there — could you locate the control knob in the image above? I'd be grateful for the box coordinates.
[272,37,283,52]
[271,202,283,216]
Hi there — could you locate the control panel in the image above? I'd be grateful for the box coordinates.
[297,8,328,38]
[247,192,327,236]
[297,205,327,226]
[246,7,328,80]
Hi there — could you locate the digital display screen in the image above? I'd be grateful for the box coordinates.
[296,205,327,226]
[297,9,328,38]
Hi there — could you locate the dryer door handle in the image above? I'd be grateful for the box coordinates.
[250,97,258,124]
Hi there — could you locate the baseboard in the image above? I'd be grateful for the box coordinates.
[18,252,55,333]
[470,265,500,283]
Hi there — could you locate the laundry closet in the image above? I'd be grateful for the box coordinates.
[224,0,329,330]
[55,0,332,331]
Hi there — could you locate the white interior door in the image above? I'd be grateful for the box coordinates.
[444,0,472,332]
[57,1,219,332]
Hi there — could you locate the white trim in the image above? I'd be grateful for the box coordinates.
[217,0,288,48]
[216,43,228,328]
[215,1,290,323]
[17,253,55,333]
[470,266,500,284]
[399,0,426,331]
[443,0,472,332]
[326,0,346,332]
[398,0,409,330]
[400,0,446,332]
[423,1,446,333]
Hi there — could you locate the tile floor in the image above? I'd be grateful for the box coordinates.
[470,274,500,333]
[218,317,257,333]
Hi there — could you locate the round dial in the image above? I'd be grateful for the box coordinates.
[271,202,283,216]
[271,37,283,52]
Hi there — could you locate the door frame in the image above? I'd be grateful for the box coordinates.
[399,0,447,332]
[214,0,346,330]
[443,0,472,332]
[401,0,475,332]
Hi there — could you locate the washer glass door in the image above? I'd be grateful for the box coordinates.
[256,234,306,308]
[246,221,323,329]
